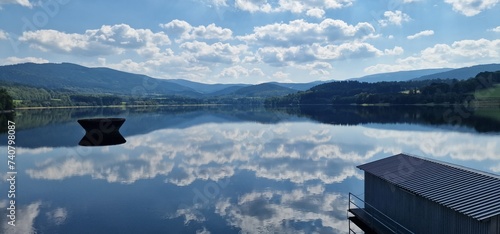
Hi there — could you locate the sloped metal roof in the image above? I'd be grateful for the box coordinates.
[357,153,500,221]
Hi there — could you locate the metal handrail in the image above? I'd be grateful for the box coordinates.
[348,193,414,234]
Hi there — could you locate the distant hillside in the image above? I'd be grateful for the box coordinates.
[265,71,500,106]
[351,68,453,83]
[231,83,298,97]
[168,79,249,94]
[0,63,199,96]
[270,81,325,91]
[413,64,500,81]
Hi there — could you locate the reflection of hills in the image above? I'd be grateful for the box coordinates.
[4,105,500,148]
[3,106,305,148]
[287,105,500,133]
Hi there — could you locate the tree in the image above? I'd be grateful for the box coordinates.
[0,88,14,110]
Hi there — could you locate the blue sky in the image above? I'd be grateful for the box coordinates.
[0,0,499,84]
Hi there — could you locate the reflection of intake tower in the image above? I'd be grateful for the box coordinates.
[78,118,126,146]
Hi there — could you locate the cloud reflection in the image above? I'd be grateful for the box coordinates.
[363,128,500,161]
[214,186,349,234]
[24,122,499,186]
[1,201,41,234]
[46,207,68,225]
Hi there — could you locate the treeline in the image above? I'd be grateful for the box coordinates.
[0,88,14,110]
[0,82,268,108]
[265,71,500,106]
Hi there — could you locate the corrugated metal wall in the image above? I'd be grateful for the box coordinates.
[364,173,492,234]
[490,215,500,234]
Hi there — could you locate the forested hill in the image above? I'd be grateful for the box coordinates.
[265,71,500,106]
[0,62,198,96]
[0,89,13,111]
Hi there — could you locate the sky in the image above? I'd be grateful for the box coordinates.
[0,0,499,84]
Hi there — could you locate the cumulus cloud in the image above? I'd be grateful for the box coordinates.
[234,0,353,14]
[239,19,376,46]
[235,0,273,13]
[272,71,289,79]
[0,56,49,65]
[0,0,32,9]
[218,65,265,79]
[180,41,247,64]
[384,46,404,55]
[306,8,325,18]
[256,42,382,66]
[407,30,434,40]
[19,24,170,56]
[378,10,412,26]
[365,38,500,73]
[488,26,500,32]
[444,0,499,16]
[160,20,232,42]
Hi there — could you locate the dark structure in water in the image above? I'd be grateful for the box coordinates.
[78,118,126,146]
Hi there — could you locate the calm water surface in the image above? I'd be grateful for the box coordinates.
[0,106,499,234]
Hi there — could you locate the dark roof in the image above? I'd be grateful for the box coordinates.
[357,153,500,221]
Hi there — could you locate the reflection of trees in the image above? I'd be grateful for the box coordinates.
[12,105,297,131]
[0,112,14,133]
[273,105,500,133]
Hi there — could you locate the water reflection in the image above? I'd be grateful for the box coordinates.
[0,106,498,233]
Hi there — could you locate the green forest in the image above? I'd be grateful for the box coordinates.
[0,88,13,111]
[265,71,500,107]
[2,70,500,109]
[0,82,267,108]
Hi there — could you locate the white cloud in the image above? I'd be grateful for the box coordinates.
[0,0,32,8]
[378,10,411,26]
[218,65,265,79]
[444,0,499,16]
[1,56,49,65]
[160,20,232,42]
[0,29,7,40]
[306,8,325,18]
[384,46,404,55]
[488,26,500,32]
[235,0,273,13]
[312,42,383,60]
[19,24,170,56]
[180,41,247,64]
[407,30,434,40]
[207,0,228,7]
[256,41,382,66]
[272,71,289,79]
[234,0,353,14]
[365,38,500,73]
[239,19,375,46]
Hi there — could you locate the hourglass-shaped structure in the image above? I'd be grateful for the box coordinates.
[77,118,126,146]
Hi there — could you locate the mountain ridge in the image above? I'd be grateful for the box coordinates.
[2,62,500,101]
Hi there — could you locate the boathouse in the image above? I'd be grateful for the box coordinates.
[348,153,500,234]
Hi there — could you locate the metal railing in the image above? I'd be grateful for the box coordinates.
[348,193,414,234]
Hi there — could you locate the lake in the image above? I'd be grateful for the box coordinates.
[1,105,499,234]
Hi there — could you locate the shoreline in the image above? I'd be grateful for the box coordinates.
[12,103,229,110]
